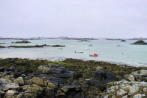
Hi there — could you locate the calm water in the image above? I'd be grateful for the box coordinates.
[0,39,147,67]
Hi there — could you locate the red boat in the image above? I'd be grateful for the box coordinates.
[89,53,98,57]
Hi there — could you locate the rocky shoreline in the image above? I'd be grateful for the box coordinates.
[0,58,146,98]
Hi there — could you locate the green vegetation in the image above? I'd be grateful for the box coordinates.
[0,58,51,72]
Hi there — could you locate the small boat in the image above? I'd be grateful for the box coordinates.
[89,53,98,57]
[74,51,84,53]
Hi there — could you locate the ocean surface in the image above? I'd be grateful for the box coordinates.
[0,39,147,67]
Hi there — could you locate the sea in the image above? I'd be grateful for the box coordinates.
[0,39,147,67]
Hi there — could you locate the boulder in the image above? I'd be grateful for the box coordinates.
[5,90,16,98]
[125,74,135,81]
[131,70,147,81]
[133,94,145,98]
[93,70,115,84]
[0,78,12,88]
[14,77,24,85]
[38,65,51,74]
[95,66,103,71]
[29,77,47,86]
[117,89,127,96]
[56,71,74,78]
[143,88,147,92]
[4,83,19,90]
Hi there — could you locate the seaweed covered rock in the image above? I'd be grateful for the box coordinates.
[28,77,48,87]
[38,65,51,74]
[38,64,74,79]
[0,58,146,98]
[93,70,116,84]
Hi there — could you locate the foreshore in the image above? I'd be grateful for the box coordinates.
[0,58,146,98]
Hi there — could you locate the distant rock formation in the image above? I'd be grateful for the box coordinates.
[132,40,147,45]
[12,40,31,44]
[121,40,126,42]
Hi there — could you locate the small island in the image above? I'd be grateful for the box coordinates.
[0,44,65,48]
[121,40,126,42]
[0,46,5,48]
[12,40,31,44]
[132,40,147,45]
[9,44,49,48]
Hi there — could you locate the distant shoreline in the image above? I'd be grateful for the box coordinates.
[0,37,147,40]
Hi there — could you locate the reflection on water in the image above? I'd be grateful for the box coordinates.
[0,39,147,67]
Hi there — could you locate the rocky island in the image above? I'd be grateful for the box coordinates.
[12,40,32,44]
[0,44,65,48]
[0,58,146,98]
[0,46,5,48]
[132,40,147,45]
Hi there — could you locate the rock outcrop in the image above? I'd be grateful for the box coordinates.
[132,40,147,45]
[104,69,147,98]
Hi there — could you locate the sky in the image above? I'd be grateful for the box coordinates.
[0,0,147,38]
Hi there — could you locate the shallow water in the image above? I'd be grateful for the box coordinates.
[0,39,147,67]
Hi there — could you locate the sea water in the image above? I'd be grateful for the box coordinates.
[0,39,147,67]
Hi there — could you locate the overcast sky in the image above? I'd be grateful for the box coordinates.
[0,0,146,38]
